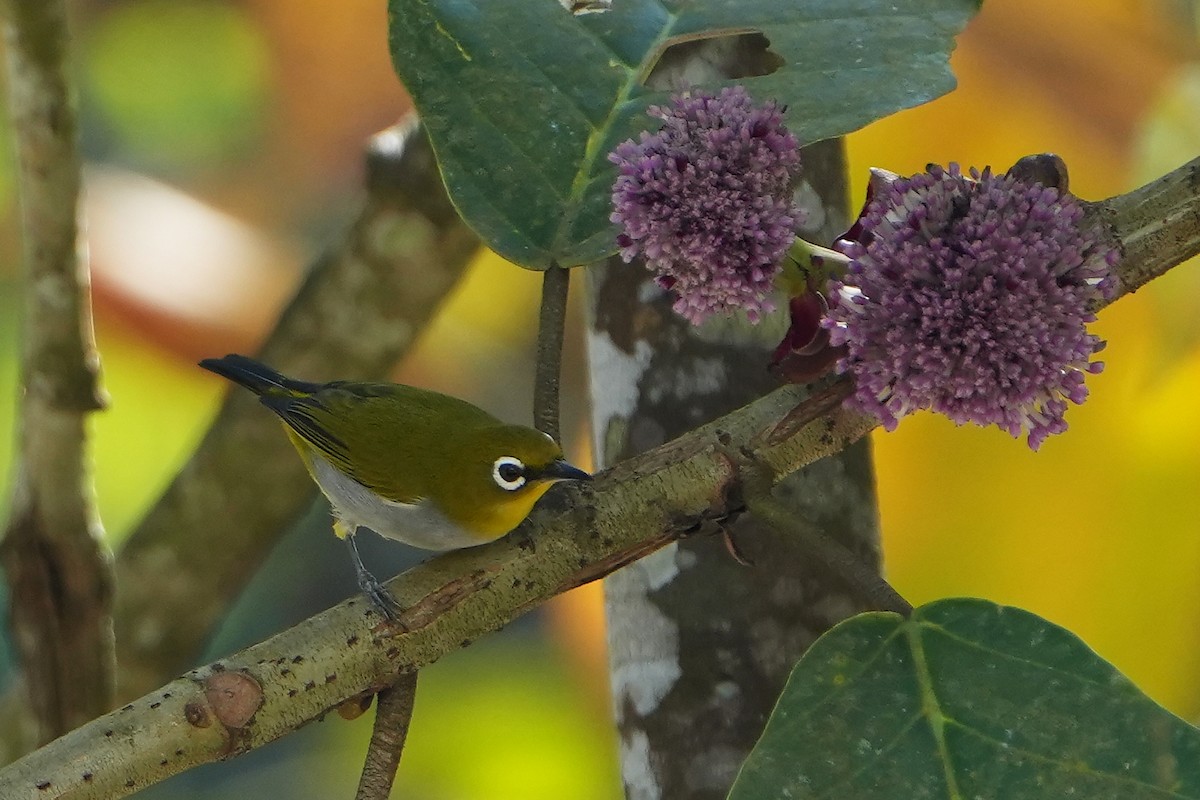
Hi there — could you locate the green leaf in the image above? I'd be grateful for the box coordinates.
[388,0,982,270]
[729,598,1200,799]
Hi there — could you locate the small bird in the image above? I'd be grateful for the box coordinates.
[199,354,590,619]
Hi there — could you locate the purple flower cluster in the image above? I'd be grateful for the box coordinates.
[825,163,1118,450]
[609,86,802,324]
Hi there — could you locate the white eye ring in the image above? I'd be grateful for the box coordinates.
[492,456,527,491]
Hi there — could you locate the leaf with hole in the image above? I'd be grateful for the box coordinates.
[388,0,982,270]
[728,598,1200,799]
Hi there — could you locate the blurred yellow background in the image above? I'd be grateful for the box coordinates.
[0,0,1198,797]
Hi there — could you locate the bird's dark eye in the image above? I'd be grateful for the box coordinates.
[492,456,527,491]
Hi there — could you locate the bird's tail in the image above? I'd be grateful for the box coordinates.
[198,354,321,397]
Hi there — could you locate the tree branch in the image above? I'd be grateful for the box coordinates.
[534,265,570,442]
[0,0,113,747]
[0,370,874,799]
[0,159,1196,788]
[1097,155,1200,299]
[109,115,479,701]
[354,673,418,800]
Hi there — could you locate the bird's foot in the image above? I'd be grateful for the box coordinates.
[356,568,407,628]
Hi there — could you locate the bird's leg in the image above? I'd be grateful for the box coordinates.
[343,528,406,623]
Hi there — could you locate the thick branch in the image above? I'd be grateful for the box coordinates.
[534,265,570,442]
[0,0,113,746]
[0,375,873,799]
[110,116,479,700]
[0,174,1196,791]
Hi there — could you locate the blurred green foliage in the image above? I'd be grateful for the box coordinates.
[83,0,269,167]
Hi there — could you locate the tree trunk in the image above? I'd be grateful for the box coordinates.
[585,137,882,800]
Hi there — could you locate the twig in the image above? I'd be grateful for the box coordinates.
[0,0,113,746]
[109,116,479,702]
[1099,154,1200,300]
[744,494,913,617]
[533,265,570,442]
[354,673,418,800]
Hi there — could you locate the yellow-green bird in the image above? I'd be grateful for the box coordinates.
[199,354,590,618]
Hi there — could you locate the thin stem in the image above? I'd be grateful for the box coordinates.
[745,493,913,617]
[533,265,570,442]
[354,673,418,800]
[1,0,113,746]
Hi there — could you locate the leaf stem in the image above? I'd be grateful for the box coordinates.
[745,492,913,618]
[534,265,570,442]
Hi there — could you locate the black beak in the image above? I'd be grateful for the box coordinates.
[539,459,591,482]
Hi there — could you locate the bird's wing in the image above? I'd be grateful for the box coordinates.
[261,393,358,475]
[261,382,494,505]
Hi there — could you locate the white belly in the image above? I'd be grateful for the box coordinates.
[310,455,484,551]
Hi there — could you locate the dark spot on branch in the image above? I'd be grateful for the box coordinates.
[292,655,304,664]
[37,780,51,790]
[304,680,316,691]
[82,773,93,782]
[103,729,113,737]
[287,689,297,698]
[149,702,160,709]
[174,749,184,757]
[210,663,226,672]
[324,674,336,684]
[346,635,359,646]
[184,702,210,728]
[125,780,136,789]
[122,704,133,712]
[159,759,168,767]
[280,668,290,677]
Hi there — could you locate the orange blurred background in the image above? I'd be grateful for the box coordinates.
[0,0,1198,797]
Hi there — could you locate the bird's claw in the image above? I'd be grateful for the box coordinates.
[356,570,407,628]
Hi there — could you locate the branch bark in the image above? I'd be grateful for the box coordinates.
[110,116,479,701]
[354,673,418,800]
[0,157,1195,791]
[0,0,113,747]
[0,373,873,800]
[1100,155,1200,299]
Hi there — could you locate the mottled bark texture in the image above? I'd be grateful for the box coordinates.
[586,135,881,799]
[1,0,114,747]
[111,117,479,701]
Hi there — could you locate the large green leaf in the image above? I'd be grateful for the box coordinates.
[388,0,982,269]
[729,598,1200,799]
